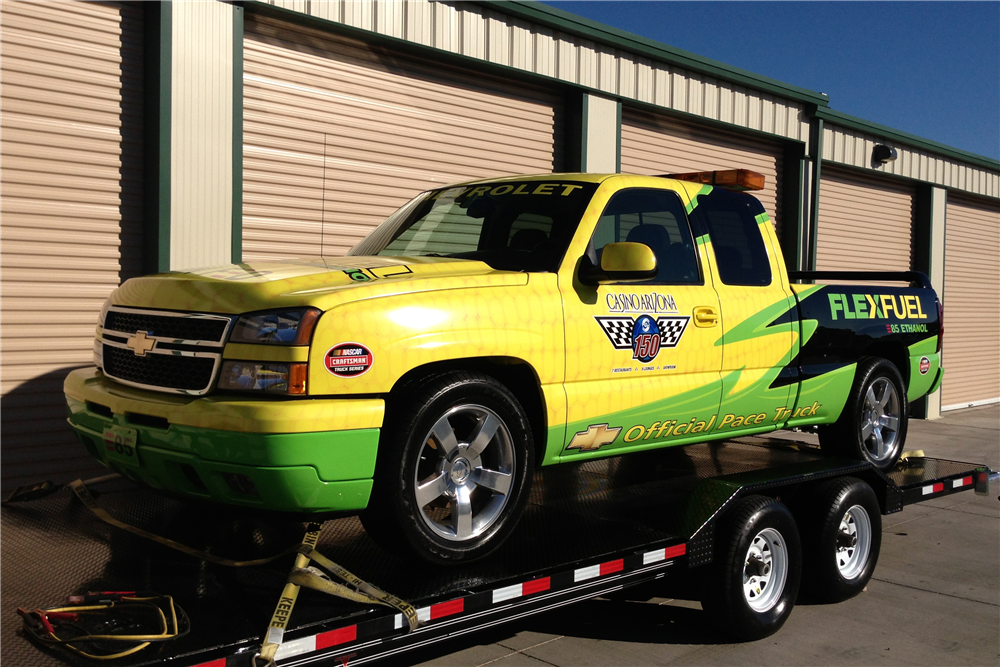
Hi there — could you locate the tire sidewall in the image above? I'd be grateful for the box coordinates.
[811,479,882,602]
[384,374,534,563]
[710,497,802,641]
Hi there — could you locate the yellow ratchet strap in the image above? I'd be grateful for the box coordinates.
[255,533,419,667]
[68,479,299,567]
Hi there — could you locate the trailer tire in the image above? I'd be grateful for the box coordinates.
[701,495,801,641]
[819,357,908,471]
[801,477,881,603]
[361,372,533,565]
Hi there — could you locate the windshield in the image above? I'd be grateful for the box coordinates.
[349,180,598,272]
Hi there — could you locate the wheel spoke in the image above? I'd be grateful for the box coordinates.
[430,415,460,458]
[880,415,899,432]
[877,383,892,409]
[861,421,874,441]
[475,467,512,495]
[873,428,885,458]
[450,486,473,539]
[865,386,878,410]
[466,413,500,458]
[415,473,449,508]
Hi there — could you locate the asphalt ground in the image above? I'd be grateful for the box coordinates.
[396,404,1000,667]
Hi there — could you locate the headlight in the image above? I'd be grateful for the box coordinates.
[230,308,321,345]
[219,361,308,395]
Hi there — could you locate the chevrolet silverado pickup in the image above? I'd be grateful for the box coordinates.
[64,171,943,563]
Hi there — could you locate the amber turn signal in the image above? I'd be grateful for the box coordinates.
[289,363,308,395]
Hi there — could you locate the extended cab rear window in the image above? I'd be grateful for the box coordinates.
[351,181,598,272]
[691,189,772,286]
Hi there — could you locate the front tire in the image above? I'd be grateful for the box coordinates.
[361,372,534,565]
[820,357,908,471]
[701,495,802,641]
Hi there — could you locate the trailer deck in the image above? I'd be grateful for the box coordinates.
[1,436,988,667]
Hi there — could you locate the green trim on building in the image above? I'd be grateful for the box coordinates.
[615,99,622,173]
[143,1,171,274]
[815,107,1000,172]
[474,0,830,107]
[580,93,589,171]
[232,4,244,264]
[808,117,824,271]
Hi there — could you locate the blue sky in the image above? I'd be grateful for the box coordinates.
[541,1,1000,161]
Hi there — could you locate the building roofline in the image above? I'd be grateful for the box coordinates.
[474,0,832,107]
[814,107,1000,171]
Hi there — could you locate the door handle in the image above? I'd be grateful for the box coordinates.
[693,306,719,328]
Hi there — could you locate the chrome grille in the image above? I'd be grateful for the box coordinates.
[98,307,233,395]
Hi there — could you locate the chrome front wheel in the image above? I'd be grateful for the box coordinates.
[414,404,516,542]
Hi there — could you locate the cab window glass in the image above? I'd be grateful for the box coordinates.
[591,189,701,284]
[693,190,771,286]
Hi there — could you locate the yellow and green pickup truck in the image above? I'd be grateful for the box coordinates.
[64,171,943,563]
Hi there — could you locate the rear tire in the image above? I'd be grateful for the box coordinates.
[701,495,802,641]
[820,357,907,471]
[800,477,881,603]
[361,372,534,565]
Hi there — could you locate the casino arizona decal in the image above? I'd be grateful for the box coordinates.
[325,343,373,378]
[595,315,690,363]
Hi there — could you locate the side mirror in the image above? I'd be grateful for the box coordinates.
[579,242,658,285]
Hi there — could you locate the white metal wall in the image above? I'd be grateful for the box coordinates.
[823,123,999,200]
[0,1,136,489]
[942,196,1000,410]
[170,0,234,270]
[242,14,561,261]
[620,109,784,236]
[816,170,914,273]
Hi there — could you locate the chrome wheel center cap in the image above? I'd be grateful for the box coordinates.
[450,458,472,484]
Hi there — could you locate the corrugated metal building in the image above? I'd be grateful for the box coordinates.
[1,0,998,490]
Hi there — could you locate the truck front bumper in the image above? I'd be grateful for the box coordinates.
[64,367,384,513]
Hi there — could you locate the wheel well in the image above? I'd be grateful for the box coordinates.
[861,342,910,389]
[387,357,546,463]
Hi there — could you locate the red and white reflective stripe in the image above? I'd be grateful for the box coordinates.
[492,577,551,603]
[573,558,624,583]
[952,476,973,489]
[642,543,687,565]
[922,482,945,495]
[394,598,464,629]
[272,625,358,660]
[192,660,226,667]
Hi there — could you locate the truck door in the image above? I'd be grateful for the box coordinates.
[684,187,796,436]
[558,186,723,460]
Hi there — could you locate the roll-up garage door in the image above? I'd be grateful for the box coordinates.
[0,1,142,490]
[942,195,1000,410]
[621,109,784,238]
[816,170,914,273]
[243,14,562,262]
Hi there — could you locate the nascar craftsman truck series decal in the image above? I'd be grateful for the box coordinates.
[64,171,943,563]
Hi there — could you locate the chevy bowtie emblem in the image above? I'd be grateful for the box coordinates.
[566,423,622,452]
[127,331,156,356]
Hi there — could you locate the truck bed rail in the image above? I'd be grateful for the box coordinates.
[788,270,932,289]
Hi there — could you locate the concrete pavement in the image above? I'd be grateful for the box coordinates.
[396,405,1000,667]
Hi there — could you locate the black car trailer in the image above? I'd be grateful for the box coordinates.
[2,435,993,667]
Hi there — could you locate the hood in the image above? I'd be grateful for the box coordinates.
[110,256,528,313]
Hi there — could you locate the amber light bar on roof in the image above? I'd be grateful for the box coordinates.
[663,169,766,191]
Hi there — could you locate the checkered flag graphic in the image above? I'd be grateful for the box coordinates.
[594,317,635,350]
[655,316,690,348]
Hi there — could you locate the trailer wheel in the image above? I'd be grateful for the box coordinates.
[361,372,533,565]
[820,357,908,472]
[801,477,881,603]
[702,495,802,641]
